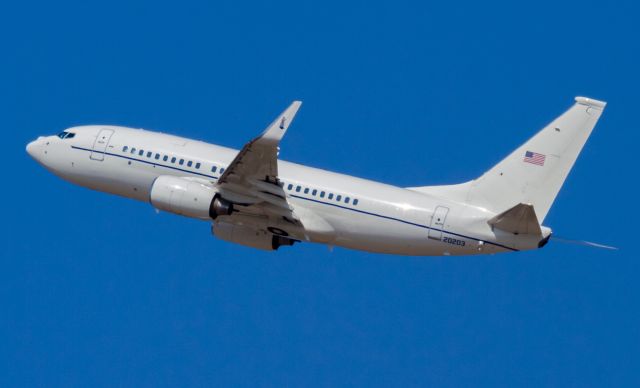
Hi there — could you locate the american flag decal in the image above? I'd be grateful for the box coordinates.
[523,151,546,166]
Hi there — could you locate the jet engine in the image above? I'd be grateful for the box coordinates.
[149,176,234,219]
[212,222,296,250]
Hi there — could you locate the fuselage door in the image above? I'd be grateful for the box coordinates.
[428,206,449,240]
[90,128,114,161]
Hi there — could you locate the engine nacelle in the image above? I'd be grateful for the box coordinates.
[212,222,295,251]
[150,176,220,220]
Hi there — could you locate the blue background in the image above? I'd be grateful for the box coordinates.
[2,1,639,386]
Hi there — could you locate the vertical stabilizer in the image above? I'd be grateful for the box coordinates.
[466,97,606,221]
[409,97,606,222]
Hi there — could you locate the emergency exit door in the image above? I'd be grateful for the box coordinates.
[428,206,449,240]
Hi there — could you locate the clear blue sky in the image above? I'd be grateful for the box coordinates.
[2,0,639,386]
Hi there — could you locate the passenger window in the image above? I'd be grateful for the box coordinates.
[345,197,350,204]
[139,150,144,156]
[163,155,168,161]
[328,193,334,200]
[171,157,176,163]
[288,184,293,190]
[320,191,325,198]
[179,159,184,165]
[131,148,136,154]
[187,161,193,167]
[155,153,160,160]
[304,188,309,194]
[312,189,317,196]
[147,151,152,158]
[123,146,128,152]
[211,166,217,173]
[220,168,225,173]
[195,162,201,169]
[296,186,301,192]
[353,199,359,206]
[336,195,342,202]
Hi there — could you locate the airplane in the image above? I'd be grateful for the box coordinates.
[26,97,607,255]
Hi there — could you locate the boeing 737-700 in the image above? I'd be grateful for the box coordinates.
[26,97,606,255]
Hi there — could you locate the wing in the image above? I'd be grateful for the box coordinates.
[218,101,301,186]
[214,101,307,238]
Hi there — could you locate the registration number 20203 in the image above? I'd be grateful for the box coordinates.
[442,237,466,246]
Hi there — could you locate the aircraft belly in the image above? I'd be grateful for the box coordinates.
[325,212,439,255]
[321,208,509,256]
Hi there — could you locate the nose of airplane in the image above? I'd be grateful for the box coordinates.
[26,138,41,160]
[26,140,35,157]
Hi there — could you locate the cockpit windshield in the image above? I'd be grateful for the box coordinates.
[57,131,76,139]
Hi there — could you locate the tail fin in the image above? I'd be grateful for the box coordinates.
[411,97,606,222]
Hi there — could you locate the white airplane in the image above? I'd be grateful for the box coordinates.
[27,97,607,255]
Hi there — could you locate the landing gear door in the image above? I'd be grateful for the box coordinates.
[428,206,449,240]
[90,128,114,161]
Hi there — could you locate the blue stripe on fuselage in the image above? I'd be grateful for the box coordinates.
[71,145,518,252]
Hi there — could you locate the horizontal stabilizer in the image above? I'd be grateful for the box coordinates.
[488,203,542,235]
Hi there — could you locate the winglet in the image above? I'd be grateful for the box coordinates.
[259,101,302,144]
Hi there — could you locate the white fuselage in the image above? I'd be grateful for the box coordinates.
[27,125,548,255]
